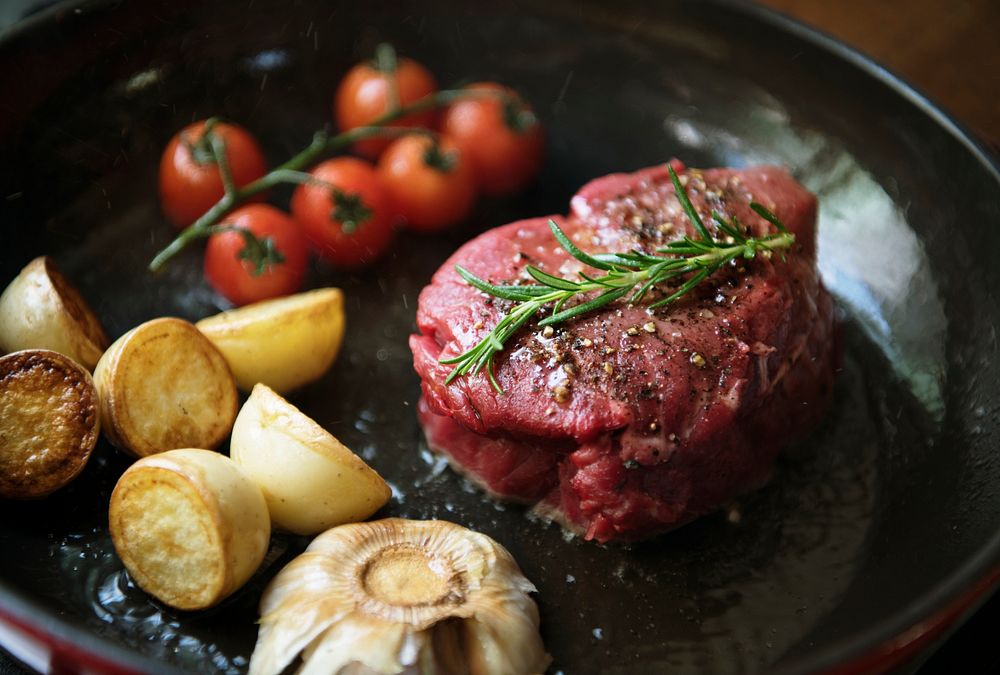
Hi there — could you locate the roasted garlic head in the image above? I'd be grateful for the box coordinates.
[248,518,550,675]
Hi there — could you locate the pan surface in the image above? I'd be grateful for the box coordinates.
[1,0,999,673]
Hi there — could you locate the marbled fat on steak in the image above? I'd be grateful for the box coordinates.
[410,161,836,542]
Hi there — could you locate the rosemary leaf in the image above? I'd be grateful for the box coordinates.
[455,266,536,301]
[751,202,789,233]
[488,284,554,298]
[710,210,745,240]
[648,267,710,309]
[668,165,713,241]
[538,285,632,326]
[547,219,617,271]
[590,252,653,268]
[525,265,582,291]
[578,271,619,287]
[442,169,797,393]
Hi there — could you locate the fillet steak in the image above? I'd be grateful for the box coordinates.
[410,161,836,542]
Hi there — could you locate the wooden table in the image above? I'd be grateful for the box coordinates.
[756,0,1000,146]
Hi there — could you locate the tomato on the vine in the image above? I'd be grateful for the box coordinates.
[203,204,308,306]
[441,82,543,196]
[334,51,438,159]
[290,157,394,268]
[159,120,268,229]
[377,134,477,233]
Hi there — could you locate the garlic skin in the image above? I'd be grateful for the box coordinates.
[249,519,550,675]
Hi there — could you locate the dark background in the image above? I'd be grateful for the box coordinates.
[1,0,998,673]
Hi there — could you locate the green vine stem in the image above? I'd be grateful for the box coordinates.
[148,87,521,273]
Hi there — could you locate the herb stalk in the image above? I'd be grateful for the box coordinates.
[441,166,796,392]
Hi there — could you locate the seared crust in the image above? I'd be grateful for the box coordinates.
[0,349,99,498]
[109,464,225,609]
[108,449,271,610]
[94,317,238,458]
[0,256,109,370]
[42,257,109,359]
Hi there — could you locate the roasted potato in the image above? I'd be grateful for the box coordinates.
[0,349,100,499]
[93,317,238,457]
[230,384,390,535]
[0,256,109,370]
[109,448,270,610]
[195,288,345,393]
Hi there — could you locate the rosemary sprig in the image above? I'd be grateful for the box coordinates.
[441,165,796,392]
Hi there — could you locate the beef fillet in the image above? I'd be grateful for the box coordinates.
[410,162,836,543]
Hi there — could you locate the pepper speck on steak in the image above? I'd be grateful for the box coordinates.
[409,161,836,542]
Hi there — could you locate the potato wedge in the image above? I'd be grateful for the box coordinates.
[109,448,270,610]
[0,349,100,499]
[0,256,109,370]
[94,317,238,458]
[230,384,390,535]
[195,288,345,394]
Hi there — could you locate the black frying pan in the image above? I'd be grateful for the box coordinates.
[1,0,999,673]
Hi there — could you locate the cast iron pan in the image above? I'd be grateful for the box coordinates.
[1,0,999,673]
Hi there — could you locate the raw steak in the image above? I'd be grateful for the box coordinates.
[410,161,836,542]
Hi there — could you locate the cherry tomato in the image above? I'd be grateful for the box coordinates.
[290,157,394,268]
[204,204,308,306]
[334,54,438,159]
[441,82,543,196]
[376,134,477,233]
[159,120,268,229]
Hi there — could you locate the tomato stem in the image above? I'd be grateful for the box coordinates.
[374,43,400,112]
[209,132,236,196]
[330,190,373,235]
[182,116,222,165]
[422,139,457,173]
[148,87,521,273]
[207,224,286,277]
[501,96,537,135]
[149,193,236,271]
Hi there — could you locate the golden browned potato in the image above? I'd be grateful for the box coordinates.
[109,448,270,610]
[230,384,390,535]
[0,256,109,370]
[195,288,345,393]
[93,317,238,457]
[0,349,100,499]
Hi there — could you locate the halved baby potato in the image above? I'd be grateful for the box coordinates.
[109,448,270,610]
[0,256,109,370]
[0,349,100,499]
[94,317,238,458]
[230,384,391,535]
[195,288,345,394]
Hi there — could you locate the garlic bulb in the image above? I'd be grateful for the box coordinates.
[248,519,550,675]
